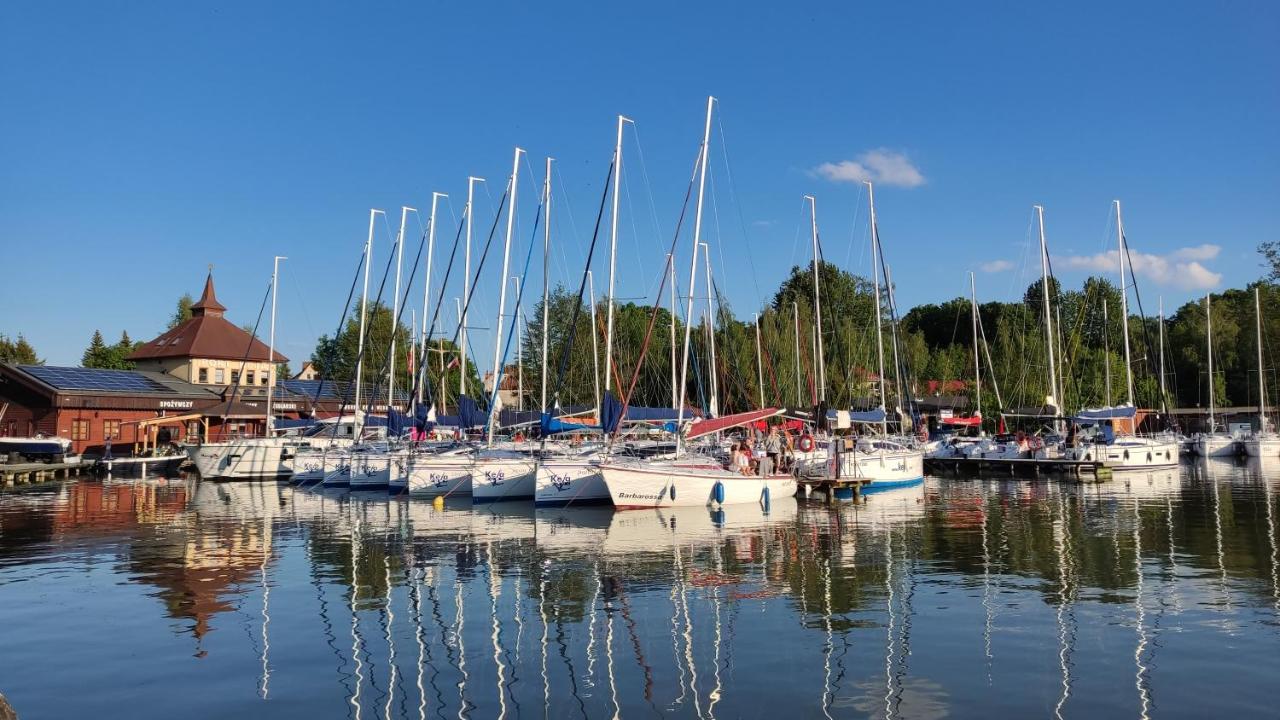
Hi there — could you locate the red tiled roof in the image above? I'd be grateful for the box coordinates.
[128,272,286,362]
[128,315,287,362]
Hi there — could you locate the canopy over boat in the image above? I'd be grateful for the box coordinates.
[941,413,982,427]
[825,408,888,425]
[686,408,783,440]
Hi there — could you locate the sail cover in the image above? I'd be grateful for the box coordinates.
[686,408,783,440]
[1073,404,1137,422]
[457,394,485,428]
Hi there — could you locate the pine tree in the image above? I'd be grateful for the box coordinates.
[82,330,110,368]
[0,334,41,365]
[168,294,195,330]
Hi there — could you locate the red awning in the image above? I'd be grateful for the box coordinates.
[686,408,783,440]
[942,415,982,426]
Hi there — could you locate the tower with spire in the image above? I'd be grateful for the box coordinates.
[128,271,287,396]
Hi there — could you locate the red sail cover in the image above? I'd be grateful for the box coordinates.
[686,408,783,440]
[942,415,982,426]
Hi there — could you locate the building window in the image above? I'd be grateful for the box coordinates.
[246,370,255,385]
[187,421,201,439]
[71,419,89,441]
[260,372,269,385]
[2,421,14,437]
[103,419,121,440]
[198,368,208,383]
[231,370,240,384]
[215,368,225,384]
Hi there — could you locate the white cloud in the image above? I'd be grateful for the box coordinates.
[812,149,925,188]
[1056,244,1223,290]
[980,259,1014,273]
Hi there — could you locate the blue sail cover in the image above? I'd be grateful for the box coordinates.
[457,395,485,429]
[1073,405,1138,423]
[600,391,624,435]
[435,415,461,428]
[413,404,433,431]
[827,408,888,424]
[387,410,409,437]
[540,413,597,435]
[274,418,317,430]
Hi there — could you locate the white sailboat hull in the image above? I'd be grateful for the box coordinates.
[1193,434,1238,458]
[829,448,925,489]
[1243,435,1280,458]
[1065,437,1180,469]
[600,461,795,509]
[406,455,473,497]
[185,439,294,480]
[470,457,537,503]
[534,457,608,506]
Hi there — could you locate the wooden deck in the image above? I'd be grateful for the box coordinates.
[1,459,91,487]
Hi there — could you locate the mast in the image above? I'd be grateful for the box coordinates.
[676,95,714,452]
[1104,299,1112,408]
[588,271,601,415]
[420,192,446,405]
[1256,288,1268,430]
[1115,200,1134,405]
[487,147,524,444]
[971,271,982,435]
[702,242,719,415]
[1035,205,1059,412]
[754,312,765,408]
[1159,297,1167,411]
[462,176,484,397]
[266,253,286,430]
[804,194,825,401]
[793,301,802,406]
[669,254,678,410]
[604,115,632,395]
[354,209,381,437]
[390,206,413,417]
[513,276,522,412]
[886,264,904,422]
[866,181,887,436]
[540,158,552,413]
[1207,293,1216,430]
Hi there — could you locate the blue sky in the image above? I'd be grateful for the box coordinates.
[2,2,1276,368]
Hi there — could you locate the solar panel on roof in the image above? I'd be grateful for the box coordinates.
[22,365,174,394]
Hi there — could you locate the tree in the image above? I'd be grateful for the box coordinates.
[168,293,195,329]
[81,330,139,369]
[276,361,293,380]
[1261,242,1280,282]
[0,333,41,365]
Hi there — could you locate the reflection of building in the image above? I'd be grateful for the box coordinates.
[129,272,287,399]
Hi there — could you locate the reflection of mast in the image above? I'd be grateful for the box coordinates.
[1053,489,1076,720]
[980,489,994,683]
[350,518,365,720]
[585,557,602,692]
[411,566,428,720]
[1132,497,1151,720]
[486,543,507,720]
[539,563,550,715]
[455,559,469,720]
[606,576,620,719]
[383,551,397,720]
[669,540,689,710]
[1266,474,1280,612]
[821,557,835,720]
[1208,463,1233,614]
[883,528,896,720]
[259,517,271,700]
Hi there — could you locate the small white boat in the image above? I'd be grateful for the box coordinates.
[1242,433,1280,458]
[0,434,71,461]
[185,437,295,480]
[1064,434,1180,469]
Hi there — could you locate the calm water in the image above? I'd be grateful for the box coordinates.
[2,460,1279,719]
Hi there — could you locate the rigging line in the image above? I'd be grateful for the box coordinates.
[716,111,767,305]
[215,279,273,435]
[353,229,404,416]
[616,147,703,428]
[285,263,317,340]
[315,248,367,438]
[621,151,654,301]
[485,198,545,426]
[630,122,671,273]
[544,158,616,428]
[363,220,434,414]
[410,212,469,405]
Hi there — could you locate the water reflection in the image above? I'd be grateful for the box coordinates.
[2,461,1279,718]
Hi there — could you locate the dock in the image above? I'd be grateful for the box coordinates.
[924,456,1113,481]
[1,459,91,487]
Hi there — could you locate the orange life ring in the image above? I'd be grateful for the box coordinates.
[798,434,815,453]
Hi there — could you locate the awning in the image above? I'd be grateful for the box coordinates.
[1073,404,1138,422]
[686,408,783,440]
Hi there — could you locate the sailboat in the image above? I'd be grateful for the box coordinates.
[1193,292,1239,457]
[599,97,797,509]
[1062,201,1179,469]
[470,148,539,503]
[813,182,925,489]
[1243,287,1280,458]
[186,255,295,480]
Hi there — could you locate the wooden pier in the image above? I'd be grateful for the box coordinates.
[1,459,91,487]
[924,456,1113,481]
